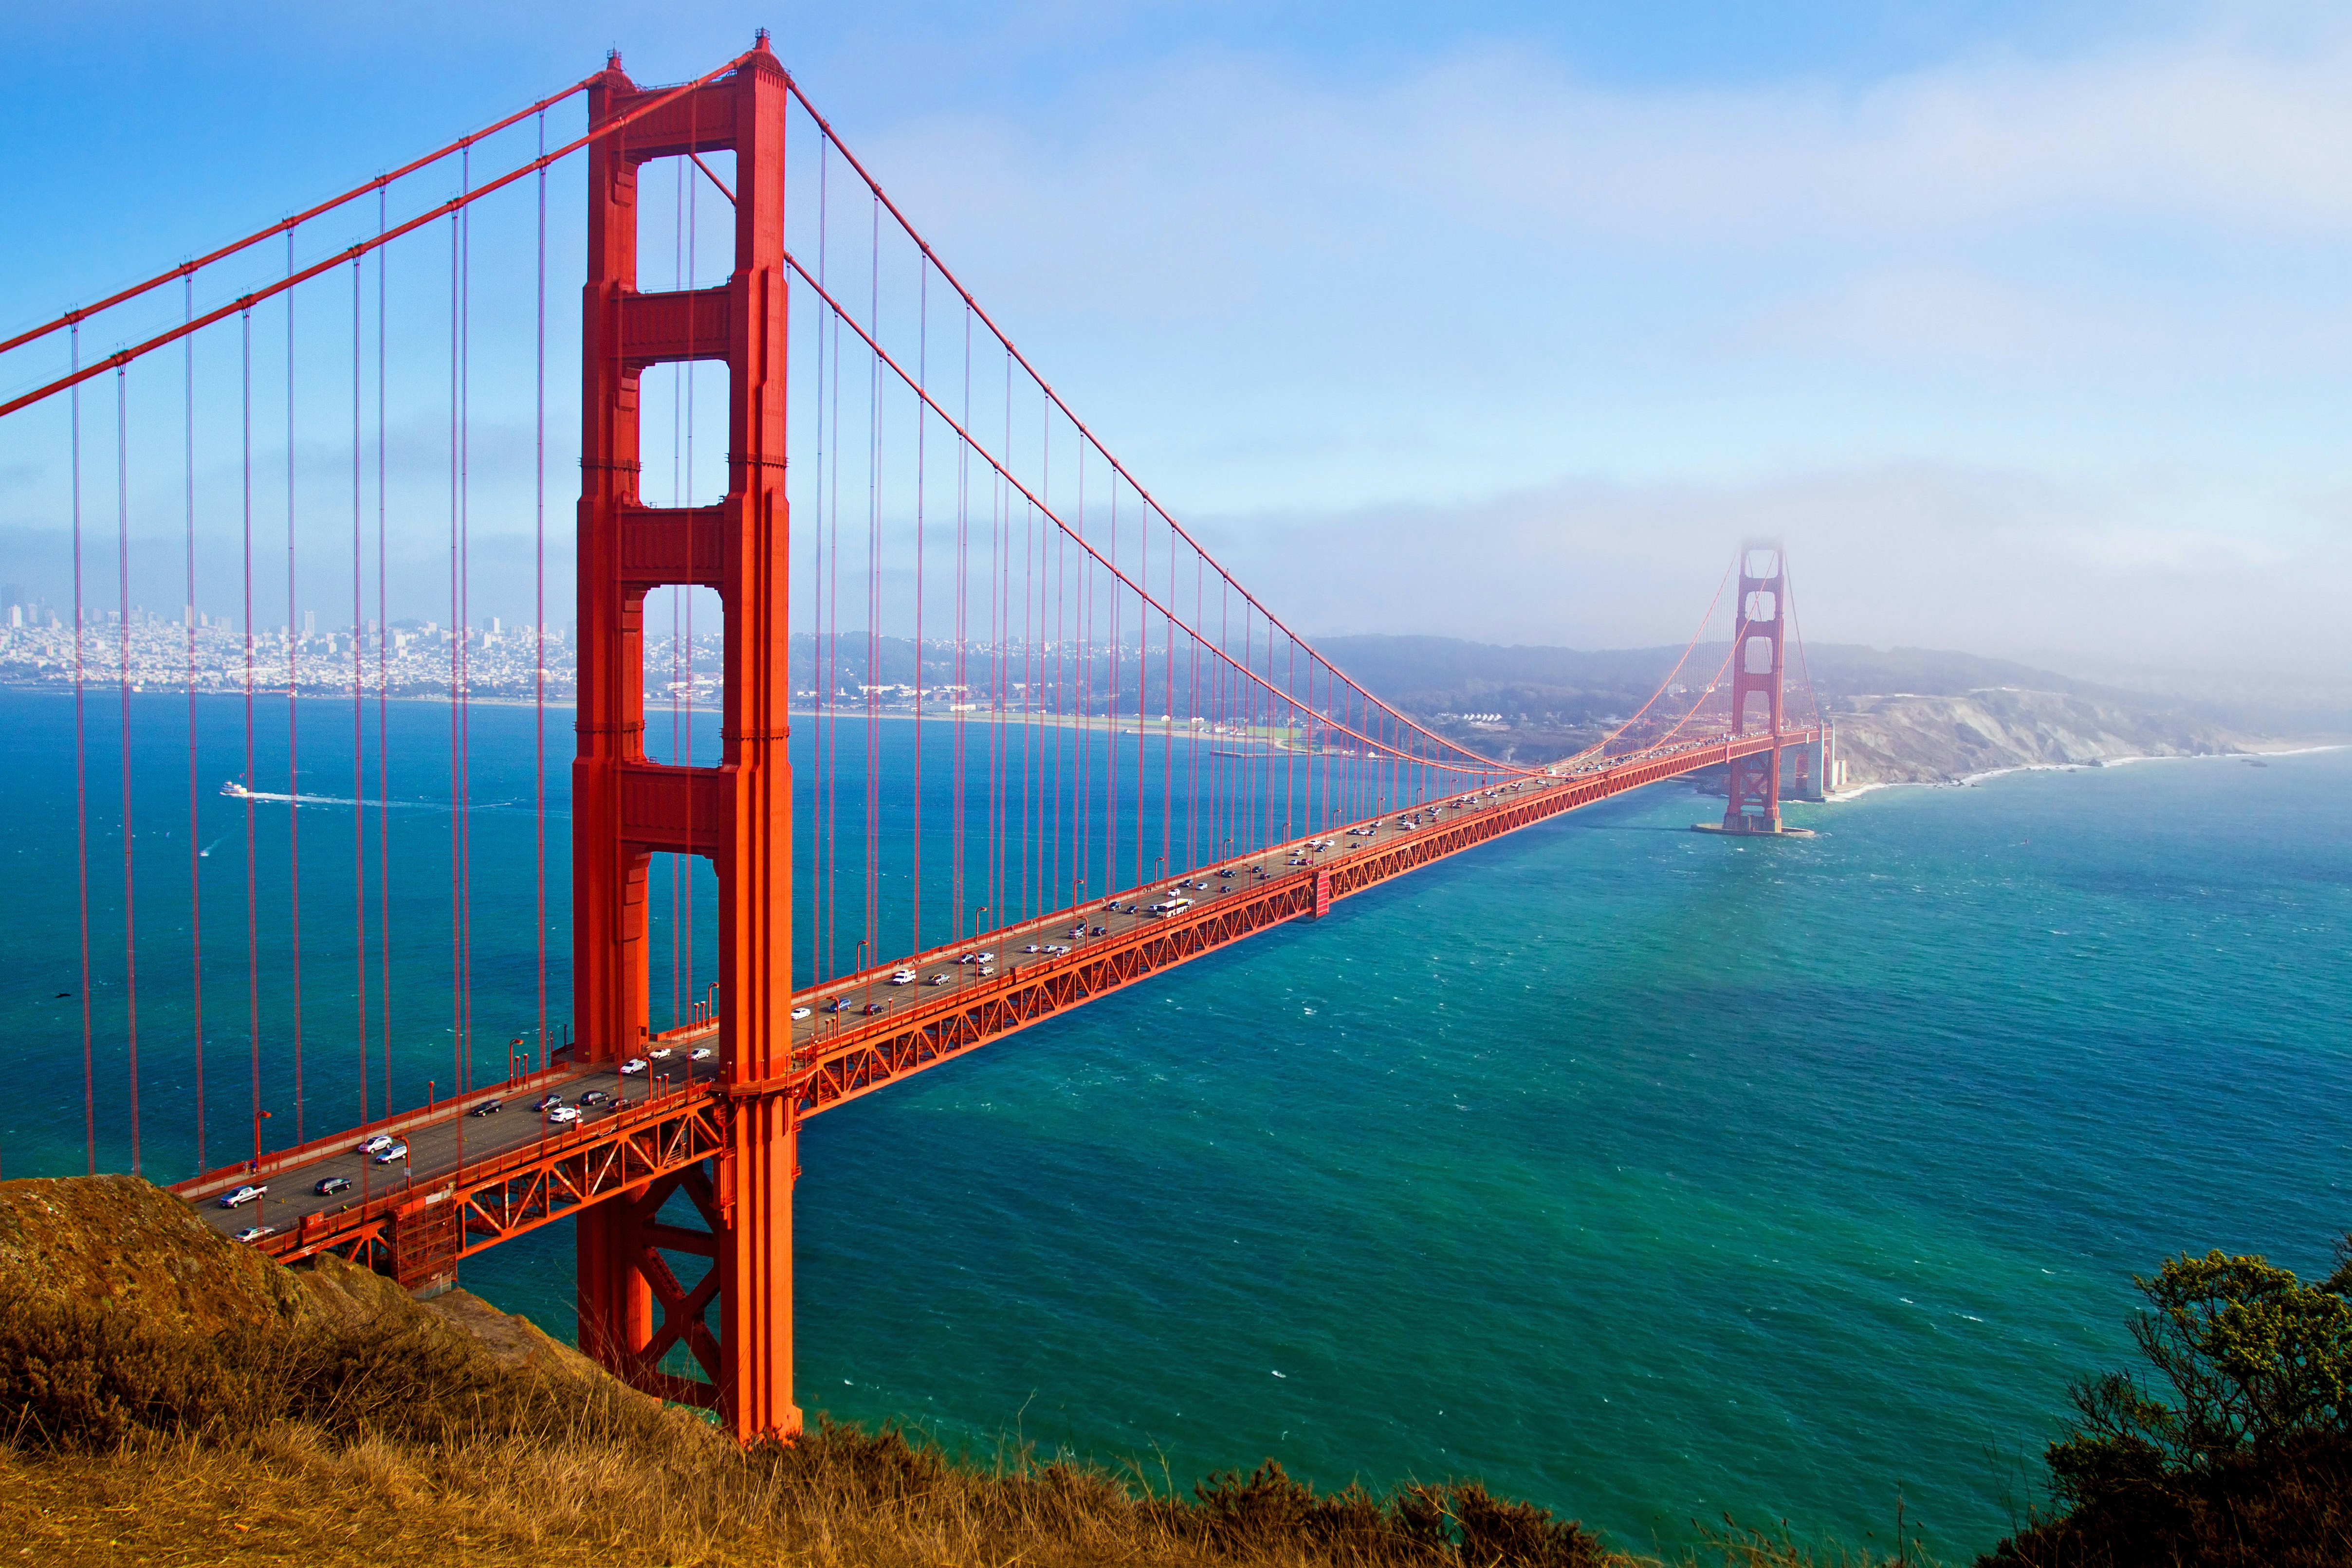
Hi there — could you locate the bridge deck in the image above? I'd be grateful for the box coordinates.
[177,729,1816,1275]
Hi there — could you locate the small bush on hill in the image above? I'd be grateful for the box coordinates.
[1985,1236,2352,1567]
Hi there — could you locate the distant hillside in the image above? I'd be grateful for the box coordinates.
[1317,635,2137,712]
[1828,689,2241,787]
[1313,634,2295,778]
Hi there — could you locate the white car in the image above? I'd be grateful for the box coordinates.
[358,1133,396,1156]
[232,1225,275,1245]
[889,968,918,985]
[689,1046,714,1061]
[929,973,952,986]
[219,1184,266,1209]
[790,1006,812,1020]
[620,1057,647,1076]
[648,1046,674,1060]
[547,1106,581,1125]
[374,1142,409,1164]
[974,951,994,964]
[1022,944,1043,954]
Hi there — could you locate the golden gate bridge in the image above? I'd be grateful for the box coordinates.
[0,36,1824,1440]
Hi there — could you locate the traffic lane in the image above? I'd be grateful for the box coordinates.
[198,1055,724,1241]
[777,788,1550,1051]
[779,839,1335,1050]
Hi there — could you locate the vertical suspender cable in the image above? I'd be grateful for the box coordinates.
[116,368,141,1175]
[825,226,842,983]
[71,328,93,1173]
[682,143,698,1016]
[669,161,683,1022]
[375,191,394,1121]
[448,190,462,1137]
[864,192,881,969]
[1047,410,1060,917]
[1103,480,1117,893]
[459,153,475,1125]
[184,279,206,1173]
[285,232,307,1146]
[912,263,926,956]
[951,305,968,941]
[1074,451,1087,904]
[1188,553,1201,874]
[350,256,369,1138]
[1130,486,1143,888]
[809,139,828,980]
[1162,511,1174,879]
[535,110,549,1068]
[242,311,261,1170]
[1284,639,1295,846]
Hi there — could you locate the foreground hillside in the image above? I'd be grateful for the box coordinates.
[4,1177,2346,1566]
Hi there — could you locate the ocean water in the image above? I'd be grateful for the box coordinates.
[5,686,2348,1560]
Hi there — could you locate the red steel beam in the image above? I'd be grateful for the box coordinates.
[250,1080,727,1281]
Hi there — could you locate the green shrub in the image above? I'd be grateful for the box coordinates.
[1986,1235,2352,1567]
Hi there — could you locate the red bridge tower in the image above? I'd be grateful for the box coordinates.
[1720,542,1787,834]
[571,40,801,1439]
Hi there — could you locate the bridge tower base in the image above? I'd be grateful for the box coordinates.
[572,39,802,1441]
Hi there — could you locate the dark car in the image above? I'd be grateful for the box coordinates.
[471,1098,502,1117]
[579,1090,612,1108]
[313,1175,352,1197]
[823,997,851,1014]
[530,1093,563,1112]
[1090,925,1109,936]
[862,1001,887,1016]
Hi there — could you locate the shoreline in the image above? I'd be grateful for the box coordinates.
[1822,741,2349,802]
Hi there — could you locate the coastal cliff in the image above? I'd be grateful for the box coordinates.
[1828,688,2242,789]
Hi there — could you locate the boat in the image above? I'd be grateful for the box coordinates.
[219,779,253,799]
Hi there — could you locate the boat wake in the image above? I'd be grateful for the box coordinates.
[218,780,531,813]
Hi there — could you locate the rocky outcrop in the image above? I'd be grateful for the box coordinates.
[1829,688,2242,788]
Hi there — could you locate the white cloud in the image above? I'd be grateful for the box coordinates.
[796,14,2352,683]
[1204,462,2352,680]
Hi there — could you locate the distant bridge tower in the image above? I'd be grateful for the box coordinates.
[572,39,801,1440]
[1721,542,1786,833]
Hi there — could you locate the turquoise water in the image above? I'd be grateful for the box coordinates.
[5,686,2348,1559]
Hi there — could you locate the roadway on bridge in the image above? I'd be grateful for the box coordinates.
[195,1053,726,1243]
[186,765,1638,1242]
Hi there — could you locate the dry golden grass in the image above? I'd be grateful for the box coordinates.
[1,1421,1916,1568]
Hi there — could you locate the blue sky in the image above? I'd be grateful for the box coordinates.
[4,0,2347,685]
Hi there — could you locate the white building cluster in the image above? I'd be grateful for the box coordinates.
[0,602,580,700]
